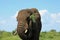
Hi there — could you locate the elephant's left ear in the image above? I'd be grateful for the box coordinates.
[30,14,36,23]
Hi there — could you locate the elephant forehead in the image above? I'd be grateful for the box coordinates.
[18,12,30,20]
[19,13,27,18]
[18,9,31,17]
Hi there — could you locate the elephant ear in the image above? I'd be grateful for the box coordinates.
[30,14,36,23]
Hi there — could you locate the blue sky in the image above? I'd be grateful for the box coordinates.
[0,0,60,32]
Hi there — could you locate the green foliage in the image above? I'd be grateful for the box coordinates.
[0,30,60,40]
[30,14,36,22]
[0,30,20,40]
[40,30,60,40]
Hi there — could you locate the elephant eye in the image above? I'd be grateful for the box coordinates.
[26,17,30,21]
[27,11,32,15]
[30,12,33,15]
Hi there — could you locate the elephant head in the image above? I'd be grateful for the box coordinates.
[16,8,42,40]
[17,9,33,40]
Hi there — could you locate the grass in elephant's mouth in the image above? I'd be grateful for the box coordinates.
[30,14,36,22]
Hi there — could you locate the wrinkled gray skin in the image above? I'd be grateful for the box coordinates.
[17,8,42,40]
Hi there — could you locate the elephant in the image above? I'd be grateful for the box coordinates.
[16,8,42,40]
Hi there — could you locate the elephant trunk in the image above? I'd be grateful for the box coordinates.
[17,21,29,40]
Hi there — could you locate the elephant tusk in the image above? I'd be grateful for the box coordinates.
[25,29,28,33]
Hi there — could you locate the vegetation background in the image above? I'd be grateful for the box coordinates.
[0,30,60,40]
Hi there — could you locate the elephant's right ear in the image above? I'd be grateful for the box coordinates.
[16,16,18,21]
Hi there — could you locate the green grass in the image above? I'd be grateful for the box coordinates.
[0,30,60,40]
[1,36,19,40]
